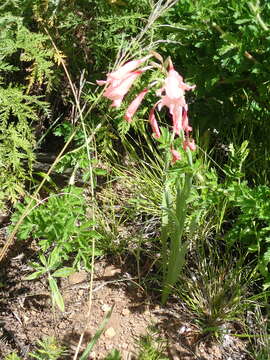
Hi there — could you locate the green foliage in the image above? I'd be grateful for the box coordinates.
[0,8,55,207]
[29,336,66,360]
[226,185,270,289]
[179,246,253,337]
[137,328,169,360]
[25,247,75,311]
[4,353,22,360]
[53,121,108,184]
[158,129,195,304]
[104,349,122,360]
[4,337,66,360]
[246,305,270,360]
[10,186,103,268]
[187,141,270,290]
[0,86,50,207]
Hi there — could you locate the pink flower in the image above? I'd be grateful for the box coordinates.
[103,71,142,108]
[149,104,161,138]
[156,61,195,136]
[108,55,151,81]
[183,138,196,151]
[124,88,148,122]
[171,148,181,163]
[182,104,192,134]
[97,56,152,108]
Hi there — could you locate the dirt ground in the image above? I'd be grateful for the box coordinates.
[0,225,252,360]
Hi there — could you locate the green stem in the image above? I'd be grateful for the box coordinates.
[160,150,171,280]
[161,148,194,304]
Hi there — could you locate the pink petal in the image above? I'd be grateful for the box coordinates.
[171,105,182,135]
[183,138,196,151]
[149,104,161,138]
[104,72,141,108]
[109,55,152,80]
[165,69,184,99]
[171,148,181,163]
[182,105,192,133]
[124,88,148,122]
[112,98,122,108]
[96,80,107,86]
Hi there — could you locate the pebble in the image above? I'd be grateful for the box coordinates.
[78,289,84,297]
[105,327,116,338]
[101,304,112,312]
[103,265,121,277]
[68,271,88,285]
[89,351,96,359]
[121,308,130,316]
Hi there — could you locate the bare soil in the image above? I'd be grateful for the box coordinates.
[0,226,252,360]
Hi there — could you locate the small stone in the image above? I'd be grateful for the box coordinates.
[105,327,116,338]
[23,315,30,323]
[68,271,88,285]
[103,265,121,277]
[89,351,96,359]
[179,325,187,334]
[78,289,84,297]
[121,308,130,316]
[101,304,112,312]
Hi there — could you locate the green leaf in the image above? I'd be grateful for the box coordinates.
[248,244,258,253]
[104,349,122,360]
[88,230,103,240]
[234,19,250,25]
[93,168,107,176]
[39,254,47,267]
[52,267,76,278]
[24,270,45,280]
[48,276,65,312]
[263,282,270,291]
[48,247,61,269]
[263,248,270,262]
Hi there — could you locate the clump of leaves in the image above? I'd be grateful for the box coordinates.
[0,11,54,207]
[25,247,75,312]
[226,184,270,289]
[137,327,169,360]
[104,349,122,360]
[4,353,22,360]
[10,186,103,269]
[29,336,66,360]
[179,244,253,338]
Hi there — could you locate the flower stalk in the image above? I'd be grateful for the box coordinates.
[97,53,196,304]
[161,146,194,304]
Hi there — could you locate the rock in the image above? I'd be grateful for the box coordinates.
[68,271,88,285]
[101,304,112,312]
[121,308,130,316]
[103,265,121,277]
[78,289,85,297]
[89,351,96,359]
[105,327,116,338]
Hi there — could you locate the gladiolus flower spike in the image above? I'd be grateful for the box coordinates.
[97,55,196,158]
